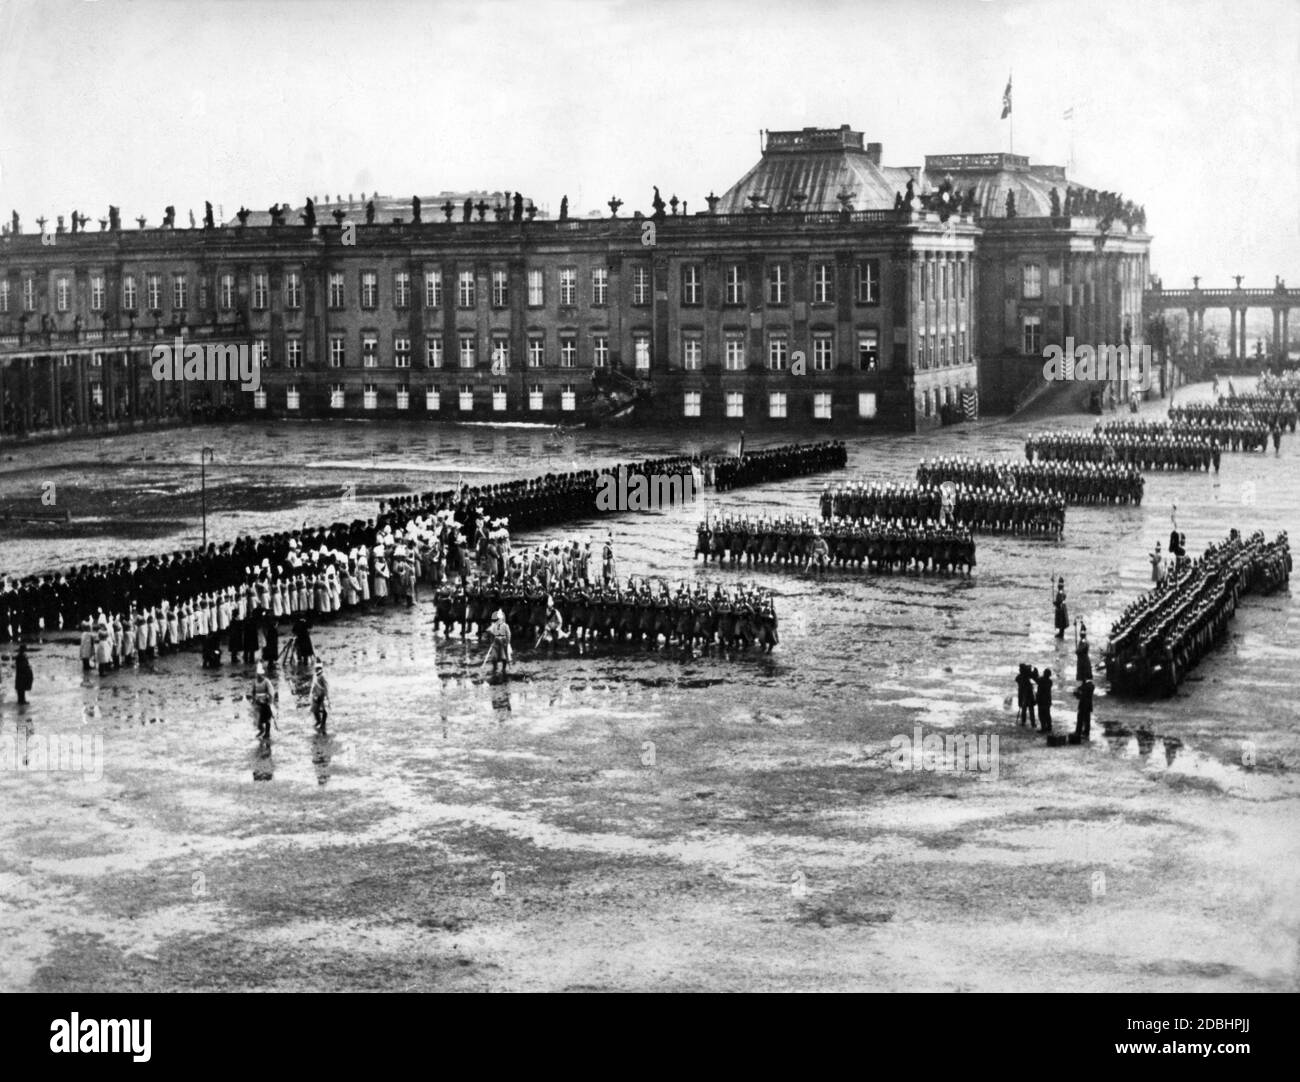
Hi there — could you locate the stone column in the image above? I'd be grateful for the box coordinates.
[1240,309,1248,362]
[1229,308,1238,363]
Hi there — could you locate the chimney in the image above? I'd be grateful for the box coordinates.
[865,142,882,165]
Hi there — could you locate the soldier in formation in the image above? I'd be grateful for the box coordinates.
[380,441,844,539]
[1104,529,1291,695]
[820,480,1064,537]
[1211,383,1298,433]
[709,441,847,490]
[435,577,780,652]
[382,455,699,540]
[1100,417,1274,453]
[0,441,844,654]
[696,514,975,575]
[917,457,1143,505]
[1025,430,1214,471]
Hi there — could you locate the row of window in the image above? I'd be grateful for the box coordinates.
[915,259,970,304]
[311,332,624,370]
[0,272,250,314]
[1016,258,1144,301]
[254,384,584,412]
[248,328,890,372]
[684,391,867,419]
[914,330,972,370]
[245,385,878,420]
[14,256,1151,318]
[0,258,896,315]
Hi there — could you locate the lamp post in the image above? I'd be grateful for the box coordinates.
[200,446,215,547]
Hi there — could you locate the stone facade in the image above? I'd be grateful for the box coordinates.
[0,127,1149,439]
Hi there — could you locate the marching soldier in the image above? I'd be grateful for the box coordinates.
[251,662,276,739]
[486,609,512,676]
[309,661,330,733]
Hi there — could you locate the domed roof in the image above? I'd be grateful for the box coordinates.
[715,126,900,213]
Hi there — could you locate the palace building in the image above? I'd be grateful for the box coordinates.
[0,125,1150,440]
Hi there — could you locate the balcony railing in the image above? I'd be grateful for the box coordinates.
[0,321,251,352]
[0,206,963,253]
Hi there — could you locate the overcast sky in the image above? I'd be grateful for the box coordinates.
[0,0,1295,287]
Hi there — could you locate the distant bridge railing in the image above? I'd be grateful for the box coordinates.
[1146,286,1300,307]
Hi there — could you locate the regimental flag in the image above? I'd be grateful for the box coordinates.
[1001,75,1013,119]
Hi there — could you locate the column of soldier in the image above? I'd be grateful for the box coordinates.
[695,512,977,575]
[1213,384,1298,435]
[381,454,699,535]
[380,440,846,531]
[2,441,848,668]
[434,561,779,652]
[1098,418,1283,455]
[1024,430,1221,470]
[383,440,846,647]
[1171,402,1297,437]
[1248,370,1300,411]
[917,457,1143,506]
[708,441,847,490]
[1104,529,1291,695]
[819,478,1066,538]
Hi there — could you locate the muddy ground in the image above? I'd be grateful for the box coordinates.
[1,386,1296,991]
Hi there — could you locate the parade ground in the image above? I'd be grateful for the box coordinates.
[0,381,1296,992]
